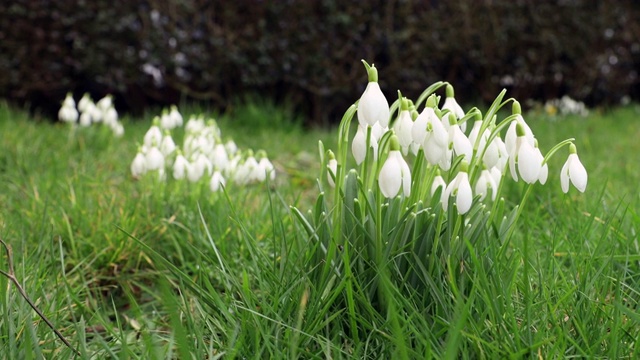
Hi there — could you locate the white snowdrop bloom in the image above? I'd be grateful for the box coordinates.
[111,122,124,137]
[327,155,338,188]
[494,136,509,173]
[79,112,92,127]
[430,172,446,197]
[187,154,210,182]
[257,156,275,182]
[58,105,79,123]
[447,114,472,162]
[442,84,466,132]
[169,105,183,128]
[233,158,253,185]
[78,93,93,113]
[131,151,147,178]
[144,122,163,147]
[393,98,414,155]
[62,93,76,108]
[505,101,534,157]
[509,129,541,184]
[88,102,103,123]
[468,119,500,169]
[210,171,226,192]
[225,140,238,156]
[352,124,378,165]
[145,146,165,171]
[475,169,498,201]
[160,133,177,157]
[371,122,387,140]
[419,108,448,166]
[560,144,587,193]
[102,107,118,127]
[442,163,473,214]
[172,153,190,180]
[378,136,411,198]
[357,61,390,128]
[185,116,206,133]
[160,109,173,130]
[211,144,229,171]
[96,95,113,112]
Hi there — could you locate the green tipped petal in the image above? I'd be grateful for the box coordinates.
[361,60,378,82]
[512,100,522,115]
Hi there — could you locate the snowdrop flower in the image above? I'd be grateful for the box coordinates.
[160,131,177,157]
[211,144,229,171]
[430,170,446,197]
[172,152,190,180]
[169,105,183,128]
[111,122,124,137]
[508,123,541,184]
[145,146,165,171]
[88,102,103,123]
[442,161,473,214]
[393,95,414,155]
[160,108,173,130]
[210,171,226,192]
[490,166,503,186]
[560,144,587,193]
[326,150,338,188]
[256,150,275,182]
[78,93,93,113]
[187,153,212,182]
[505,101,535,157]
[102,107,118,127]
[96,95,113,112]
[441,84,466,132]
[494,135,509,173]
[144,120,163,147]
[352,124,378,165]
[378,135,411,198]
[475,169,498,201]
[417,102,448,166]
[357,60,390,128]
[79,112,92,127]
[225,140,238,156]
[131,149,147,178]
[185,115,206,133]
[58,93,79,123]
[447,113,472,162]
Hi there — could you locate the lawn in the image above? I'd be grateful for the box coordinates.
[1,97,639,359]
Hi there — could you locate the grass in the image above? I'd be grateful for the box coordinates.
[1,99,640,358]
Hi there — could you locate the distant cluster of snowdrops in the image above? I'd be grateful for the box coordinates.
[58,92,124,136]
[130,106,276,193]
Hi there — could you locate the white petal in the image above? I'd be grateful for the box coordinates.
[517,141,541,184]
[358,82,390,127]
[560,160,570,193]
[400,156,412,197]
[352,126,367,165]
[456,173,473,214]
[379,151,402,198]
[568,154,588,192]
[431,176,446,197]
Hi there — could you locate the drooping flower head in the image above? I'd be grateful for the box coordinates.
[357,60,390,128]
[378,135,412,198]
[442,161,473,214]
[560,143,587,193]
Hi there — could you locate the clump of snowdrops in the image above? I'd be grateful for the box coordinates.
[293,60,587,317]
[58,92,124,136]
[130,106,275,194]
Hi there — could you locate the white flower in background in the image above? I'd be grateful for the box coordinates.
[96,95,113,112]
[508,123,541,184]
[160,131,177,157]
[225,140,238,156]
[187,153,212,182]
[475,169,498,201]
[144,120,163,147]
[352,124,378,165]
[447,113,472,162]
[172,152,190,180]
[357,60,390,128]
[393,95,414,155]
[169,105,183,128]
[79,111,92,127]
[371,122,387,140]
[560,144,587,193]
[505,101,535,157]
[102,107,118,127]
[490,166,502,186]
[378,135,411,198]
[131,149,147,178]
[441,84,466,132]
[58,93,79,123]
[145,146,165,171]
[211,144,229,172]
[210,171,226,192]
[88,102,103,123]
[326,150,338,188]
[494,135,509,173]
[430,171,446,197]
[77,93,93,113]
[442,162,473,214]
[160,108,173,129]
[257,157,275,182]
[185,115,206,133]
[111,122,125,137]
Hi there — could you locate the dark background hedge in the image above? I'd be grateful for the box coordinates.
[2,0,639,125]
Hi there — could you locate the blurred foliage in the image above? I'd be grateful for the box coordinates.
[1,0,639,124]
